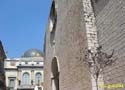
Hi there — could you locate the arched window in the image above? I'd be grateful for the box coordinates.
[51,57,60,90]
[9,78,15,90]
[22,72,30,85]
[50,1,57,46]
[35,73,42,85]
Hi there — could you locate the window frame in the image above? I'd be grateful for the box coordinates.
[8,77,16,90]
[22,72,30,85]
[35,72,42,85]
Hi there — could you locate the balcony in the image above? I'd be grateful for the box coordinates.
[17,85,34,90]
[17,85,42,90]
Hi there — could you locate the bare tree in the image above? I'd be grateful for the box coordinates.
[84,46,116,90]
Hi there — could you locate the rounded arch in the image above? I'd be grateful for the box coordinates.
[23,72,30,76]
[35,72,42,85]
[51,56,60,75]
[22,72,30,85]
[35,72,42,75]
[51,56,60,90]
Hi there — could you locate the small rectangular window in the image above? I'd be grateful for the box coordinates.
[37,62,40,64]
[25,61,28,64]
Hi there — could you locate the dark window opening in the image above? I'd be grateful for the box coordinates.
[51,57,59,90]
[36,62,40,64]
[50,1,57,46]
[25,61,28,64]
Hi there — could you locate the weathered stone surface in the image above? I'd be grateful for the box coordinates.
[44,0,92,90]
[94,0,125,90]
[44,0,125,90]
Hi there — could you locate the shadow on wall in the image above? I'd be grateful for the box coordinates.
[91,0,109,15]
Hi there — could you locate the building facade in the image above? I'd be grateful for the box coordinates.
[4,49,44,90]
[44,0,125,90]
[0,40,6,90]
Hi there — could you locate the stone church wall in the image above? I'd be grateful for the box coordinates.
[94,0,125,90]
[44,0,125,90]
[44,0,92,90]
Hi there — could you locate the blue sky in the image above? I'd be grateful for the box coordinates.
[0,0,51,58]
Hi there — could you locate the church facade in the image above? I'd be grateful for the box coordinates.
[4,49,44,90]
[44,0,125,90]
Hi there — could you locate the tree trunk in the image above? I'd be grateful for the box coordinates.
[96,78,98,90]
